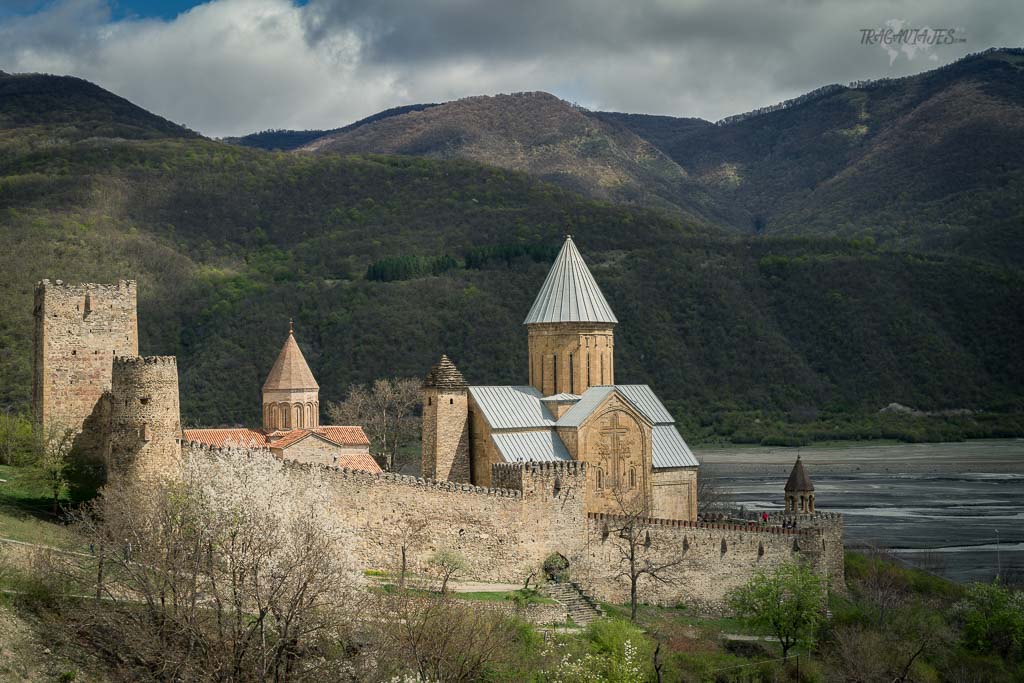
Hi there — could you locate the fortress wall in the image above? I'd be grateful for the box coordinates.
[184,443,589,584]
[32,280,138,445]
[576,513,842,614]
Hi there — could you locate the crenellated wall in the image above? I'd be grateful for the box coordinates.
[577,511,845,613]
[183,443,843,613]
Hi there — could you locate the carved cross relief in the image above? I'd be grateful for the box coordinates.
[596,410,633,488]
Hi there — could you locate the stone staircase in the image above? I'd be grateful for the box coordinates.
[542,581,605,626]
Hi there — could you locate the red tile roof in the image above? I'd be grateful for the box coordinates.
[316,425,371,447]
[184,425,380,473]
[183,428,268,449]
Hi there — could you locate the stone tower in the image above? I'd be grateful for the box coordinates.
[785,455,815,513]
[32,279,138,435]
[106,356,181,481]
[524,236,617,397]
[262,322,319,430]
[421,355,470,482]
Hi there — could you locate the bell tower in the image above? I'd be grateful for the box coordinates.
[785,455,815,513]
[524,236,617,396]
[262,321,319,431]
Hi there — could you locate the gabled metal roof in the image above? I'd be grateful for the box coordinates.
[541,393,581,402]
[556,386,617,427]
[616,385,675,424]
[652,425,699,468]
[523,236,618,325]
[468,386,555,429]
[492,430,571,463]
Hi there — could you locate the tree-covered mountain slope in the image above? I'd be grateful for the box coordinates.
[296,91,739,228]
[0,73,1020,442]
[607,49,1024,262]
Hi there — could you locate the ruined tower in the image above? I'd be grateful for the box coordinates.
[524,236,617,396]
[106,356,181,481]
[32,279,138,436]
[262,322,319,430]
[785,455,815,513]
[421,355,470,482]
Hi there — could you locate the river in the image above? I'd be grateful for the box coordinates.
[695,439,1024,583]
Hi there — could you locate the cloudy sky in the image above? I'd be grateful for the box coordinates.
[0,0,1020,137]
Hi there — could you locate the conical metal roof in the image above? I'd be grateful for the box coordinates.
[785,456,814,492]
[263,323,319,392]
[523,236,618,325]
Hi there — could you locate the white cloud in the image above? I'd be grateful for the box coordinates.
[0,0,1019,137]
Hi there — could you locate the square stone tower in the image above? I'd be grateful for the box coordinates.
[33,279,139,435]
[421,355,470,482]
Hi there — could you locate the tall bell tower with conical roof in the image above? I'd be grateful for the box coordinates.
[524,236,617,396]
[262,321,320,431]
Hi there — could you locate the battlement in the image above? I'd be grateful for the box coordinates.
[113,355,177,367]
[185,442,524,499]
[492,460,587,499]
[36,278,135,294]
[587,512,815,537]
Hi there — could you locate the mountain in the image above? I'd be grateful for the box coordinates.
[297,91,740,227]
[223,102,439,150]
[241,49,1024,262]
[0,72,195,141]
[603,48,1024,262]
[1,72,1021,445]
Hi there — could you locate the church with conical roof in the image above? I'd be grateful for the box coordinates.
[423,236,699,519]
[185,323,380,472]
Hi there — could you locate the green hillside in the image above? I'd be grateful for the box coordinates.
[0,73,1021,443]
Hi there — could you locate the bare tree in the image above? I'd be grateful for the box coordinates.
[696,468,731,517]
[328,377,421,472]
[392,514,429,588]
[376,591,530,682]
[71,449,366,681]
[607,488,685,622]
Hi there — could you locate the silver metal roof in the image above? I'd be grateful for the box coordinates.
[492,430,571,463]
[541,393,580,402]
[523,236,618,325]
[556,386,616,427]
[468,386,555,429]
[616,385,675,424]
[652,425,700,468]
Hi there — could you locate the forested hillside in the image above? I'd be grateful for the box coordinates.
[1,72,1022,443]
[601,48,1024,262]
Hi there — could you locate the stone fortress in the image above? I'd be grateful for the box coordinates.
[32,237,844,612]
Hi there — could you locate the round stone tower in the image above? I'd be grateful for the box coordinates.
[525,236,617,396]
[262,322,320,431]
[106,356,181,481]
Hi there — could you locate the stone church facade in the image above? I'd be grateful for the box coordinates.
[423,236,699,520]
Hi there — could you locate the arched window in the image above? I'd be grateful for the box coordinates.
[586,352,592,388]
[280,402,291,428]
[629,468,636,489]
[553,353,558,391]
[596,468,603,489]
[293,403,302,428]
[569,352,574,393]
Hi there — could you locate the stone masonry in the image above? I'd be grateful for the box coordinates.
[421,355,471,482]
[106,356,182,481]
[33,279,138,437]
